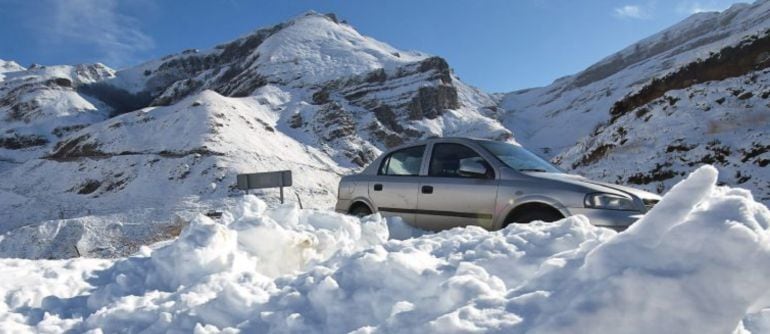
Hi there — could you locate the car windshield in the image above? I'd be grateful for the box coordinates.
[479,141,562,173]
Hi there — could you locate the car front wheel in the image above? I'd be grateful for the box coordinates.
[505,207,564,226]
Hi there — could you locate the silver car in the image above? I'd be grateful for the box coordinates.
[335,137,661,231]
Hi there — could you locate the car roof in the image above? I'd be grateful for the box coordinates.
[386,137,504,151]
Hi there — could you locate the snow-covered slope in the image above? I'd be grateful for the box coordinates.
[0,12,510,258]
[0,90,347,258]
[2,167,770,333]
[90,12,510,163]
[558,68,770,202]
[501,0,770,203]
[501,1,770,152]
[106,13,425,97]
[0,62,115,165]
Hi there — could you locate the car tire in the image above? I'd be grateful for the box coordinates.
[505,209,563,226]
[350,204,373,218]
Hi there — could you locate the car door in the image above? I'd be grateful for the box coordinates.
[369,145,425,225]
[415,143,499,231]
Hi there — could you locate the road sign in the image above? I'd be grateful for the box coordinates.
[236,170,292,203]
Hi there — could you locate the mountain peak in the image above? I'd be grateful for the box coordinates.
[292,10,343,23]
[248,12,427,85]
[0,59,24,74]
[101,11,430,110]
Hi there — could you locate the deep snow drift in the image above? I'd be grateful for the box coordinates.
[2,166,770,333]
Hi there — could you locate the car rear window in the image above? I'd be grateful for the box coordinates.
[379,145,425,176]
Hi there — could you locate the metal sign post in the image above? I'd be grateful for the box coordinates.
[236,170,293,204]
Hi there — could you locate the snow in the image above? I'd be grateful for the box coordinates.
[0,9,768,332]
[0,12,510,259]
[518,165,770,333]
[1,166,769,333]
[0,89,353,258]
[107,12,426,95]
[500,0,770,156]
[252,13,426,86]
[0,63,115,165]
[0,59,25,81]
[555,67,770,204]
[498,1,770,206]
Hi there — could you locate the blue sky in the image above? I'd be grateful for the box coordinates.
[0,0,747,92]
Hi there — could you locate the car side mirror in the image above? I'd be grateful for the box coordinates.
[458,159,488,177]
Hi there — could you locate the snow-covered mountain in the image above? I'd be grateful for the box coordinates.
[4,6,770,333]
[3,3,770,259]
[0,12,510,258]
[0,62,114,163]
[501,0,770,204]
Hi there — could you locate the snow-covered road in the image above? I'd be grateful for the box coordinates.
[1,166,770,333]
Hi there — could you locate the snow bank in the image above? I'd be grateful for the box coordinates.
[1,166,770,333]
[508,166,770,334]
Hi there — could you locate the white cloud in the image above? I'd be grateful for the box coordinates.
[613,4,651,19]
[44,0,154,68]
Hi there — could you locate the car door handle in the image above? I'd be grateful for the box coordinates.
[373,184,383,191]
[421,185,433,194]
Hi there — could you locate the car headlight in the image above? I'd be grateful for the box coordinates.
[584,193,637,211]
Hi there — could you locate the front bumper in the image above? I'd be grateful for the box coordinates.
[567,207,644,231]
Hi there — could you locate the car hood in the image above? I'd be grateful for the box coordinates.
[527,172,661,200]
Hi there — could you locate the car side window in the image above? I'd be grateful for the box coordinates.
[429,143,494,178]
[379,145,425,176]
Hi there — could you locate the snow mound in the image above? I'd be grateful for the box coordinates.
[2,166,770,333]
[509,165,770,334]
